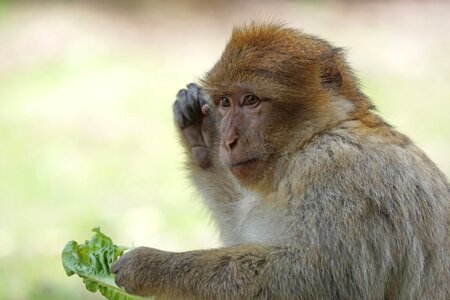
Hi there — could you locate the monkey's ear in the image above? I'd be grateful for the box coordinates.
[320,48,343,90]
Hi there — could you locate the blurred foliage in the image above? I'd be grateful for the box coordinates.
[0,0,448,299]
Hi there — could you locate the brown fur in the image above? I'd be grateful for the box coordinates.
[112,22,450,299]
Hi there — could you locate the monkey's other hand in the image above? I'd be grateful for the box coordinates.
[111,247,170,297]
[173,83,213,169]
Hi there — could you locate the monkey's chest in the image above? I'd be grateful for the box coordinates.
[225,194,292,246]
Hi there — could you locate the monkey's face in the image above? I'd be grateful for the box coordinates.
[212,88,278,183]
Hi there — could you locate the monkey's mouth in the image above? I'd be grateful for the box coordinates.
[231,158,259,167]
[229,158,264,180]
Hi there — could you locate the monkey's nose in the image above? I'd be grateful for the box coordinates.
[224,135,238,153]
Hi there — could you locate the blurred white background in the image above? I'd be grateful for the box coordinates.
[0,0,448,299]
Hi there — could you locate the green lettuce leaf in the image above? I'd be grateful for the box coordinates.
[62,227,146,300]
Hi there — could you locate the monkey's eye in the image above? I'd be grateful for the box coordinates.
[242,94,260,106]
[219,97,231,108]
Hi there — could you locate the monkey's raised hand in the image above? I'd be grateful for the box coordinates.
[173,83,213,169]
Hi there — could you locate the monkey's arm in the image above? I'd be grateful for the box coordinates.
[173,83,240,222]
[112,244,332,299]
[112,193,387,300]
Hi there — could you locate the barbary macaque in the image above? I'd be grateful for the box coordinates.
[112,22,450,299]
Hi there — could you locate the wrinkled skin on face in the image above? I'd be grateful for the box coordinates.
[173,83,276,184]
[212,88,274,182]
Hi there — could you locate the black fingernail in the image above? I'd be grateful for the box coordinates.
[177,89,187,98]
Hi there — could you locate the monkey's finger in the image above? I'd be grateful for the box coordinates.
[172,99,187,128]
[114,276,124,289]
[111,260,120,274]
[198,88,208,106]
[178,89,198,124]
[111,264,125,288]
[187,90,201,119]
[174,88,198,128]
[187,83,200,101]
[176,88,186,101]
[187,83,205,118]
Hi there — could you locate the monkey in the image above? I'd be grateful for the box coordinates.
[111,22,450,299]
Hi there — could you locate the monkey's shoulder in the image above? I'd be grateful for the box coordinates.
[286,123,449,209]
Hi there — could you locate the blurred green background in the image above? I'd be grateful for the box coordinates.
[0,0,448,299]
